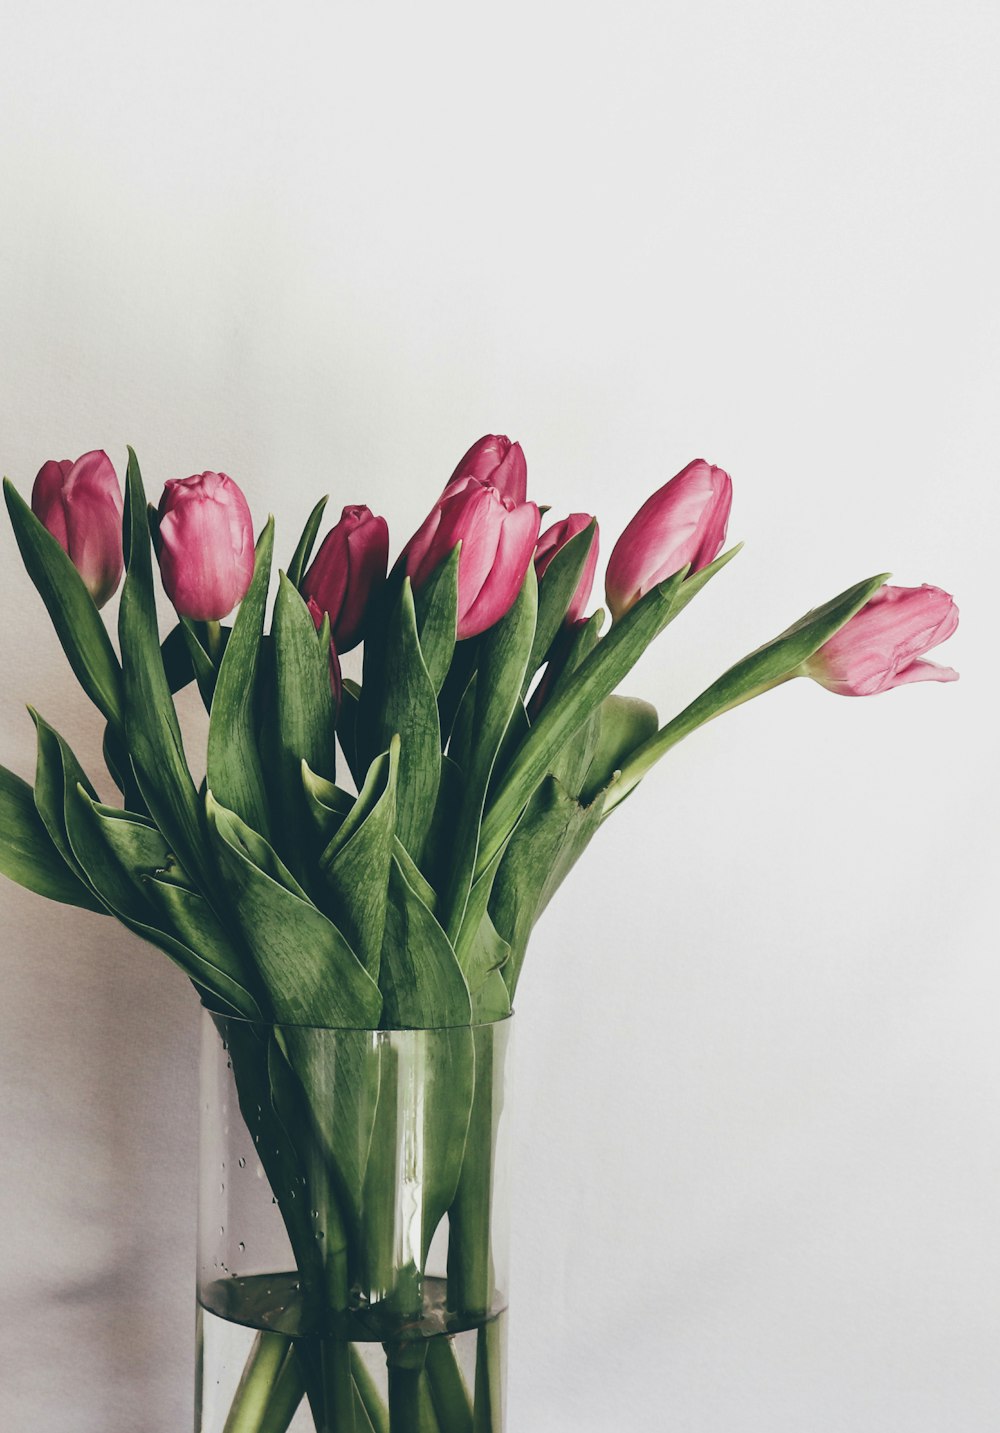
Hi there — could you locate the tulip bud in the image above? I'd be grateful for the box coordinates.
[605,459,732,620]
[31,450,124,608]
[444,434,527,505]
[301,505,389,652]
[534,513,600,624]
[405,479,541,639]
[803,584,959,696]
[156,472,255,622]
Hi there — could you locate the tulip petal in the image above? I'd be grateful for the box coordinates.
[460,500,541,639]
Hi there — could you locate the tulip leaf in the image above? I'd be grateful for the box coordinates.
[269,572,339,882]
[540,612,605,796]
[607,571,892,810]
[288,494,329,590]
[207,519,275,841]
[29,709,100,888]
[524,517,597,688]
[208,793,382,1028]
[336,678,364,789]
[464,913,512,1023]
[3,477,124,728]
[317,740,398,980]
[0,761,105,912]
[414,544,460,695]
[380,857,472,1028]
[441,565,537,942]
[118,448,211,878]
[478,568,691,876]
[489,773,606,999]
[301,759,355,846]
[579,695,658,804]
[65,788,260,1017]
[367,578,441,866]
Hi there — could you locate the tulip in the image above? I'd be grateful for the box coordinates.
[156,472,255,622]
[534,513,600,623]
[405,478,541,639]
[605,459,732,620]
[31,450,124,608]
[803,584,959,696]
[301,505,389,652]
[444,433,527,505]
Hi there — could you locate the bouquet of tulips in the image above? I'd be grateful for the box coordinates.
[0,436,958,1432]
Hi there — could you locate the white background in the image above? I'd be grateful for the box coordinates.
[1,3,997,1430]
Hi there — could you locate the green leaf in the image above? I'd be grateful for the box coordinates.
[0,762,105,911]
[29,709,99,885]
[3,476,124,727]
[462,911,512,1022]
[608,571,892,810]
[490,774,604,999]
[337,678,364,788]
[270,572,338,881]
[413,544,460,695]
[317,740,399,979]
[364,579,441,865]
[441,566,538,941]
[379,857,472,1028]
[207,518,275,841]
[208,793,382,1028]
[524,517,597,690]
[288,494,329,590]
[118,448,210,877]
[66,789,260,1017]
[301,760,355,846]
[579,695,658,803]
[541,612,605,796]
[478,568,691,876]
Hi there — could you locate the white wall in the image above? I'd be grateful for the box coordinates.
[1,3,997,1430]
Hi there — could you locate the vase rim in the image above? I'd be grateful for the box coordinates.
[204,1004,515,1035]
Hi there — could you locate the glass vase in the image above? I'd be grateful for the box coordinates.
[196,1010,513,1433]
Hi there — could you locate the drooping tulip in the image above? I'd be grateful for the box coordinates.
[605,459,732,620]
[156,472,255,622]
[301,505,389,652]
[802,584,959,696]
[405,478,541,639]
[534,513,600,623]
[31,450,124,608]
[443,434,527,505]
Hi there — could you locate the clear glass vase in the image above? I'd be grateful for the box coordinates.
[196,1010,513,1433]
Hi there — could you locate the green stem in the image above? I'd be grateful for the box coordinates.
[258,1347,307,1433]
[386,1346,441,1433]
[351,1350,390,1433]
[472,1323,504,1433]
[221,1331,292,1433]
[204,619,225,666]
[425,1339,473,1433]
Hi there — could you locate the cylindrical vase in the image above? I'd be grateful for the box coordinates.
[196,1010,513,1433]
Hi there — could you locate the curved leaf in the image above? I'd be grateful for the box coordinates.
[118,448,209,877]
[208,793,382,1028]
[3,476,123,727]
[207,518,275,841]
[0,762,105,911]
[380,857,471,1028]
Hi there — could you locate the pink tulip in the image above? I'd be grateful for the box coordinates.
[156,472,255,622]
[605,459,732,620]
[443,434,527,505]
[534,513,600,623]
[301,505,389,652]
[31,450,124,608]
[803,584,959,696]
[405,478,541,639]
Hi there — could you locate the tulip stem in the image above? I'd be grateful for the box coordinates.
[205,619,225,666]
